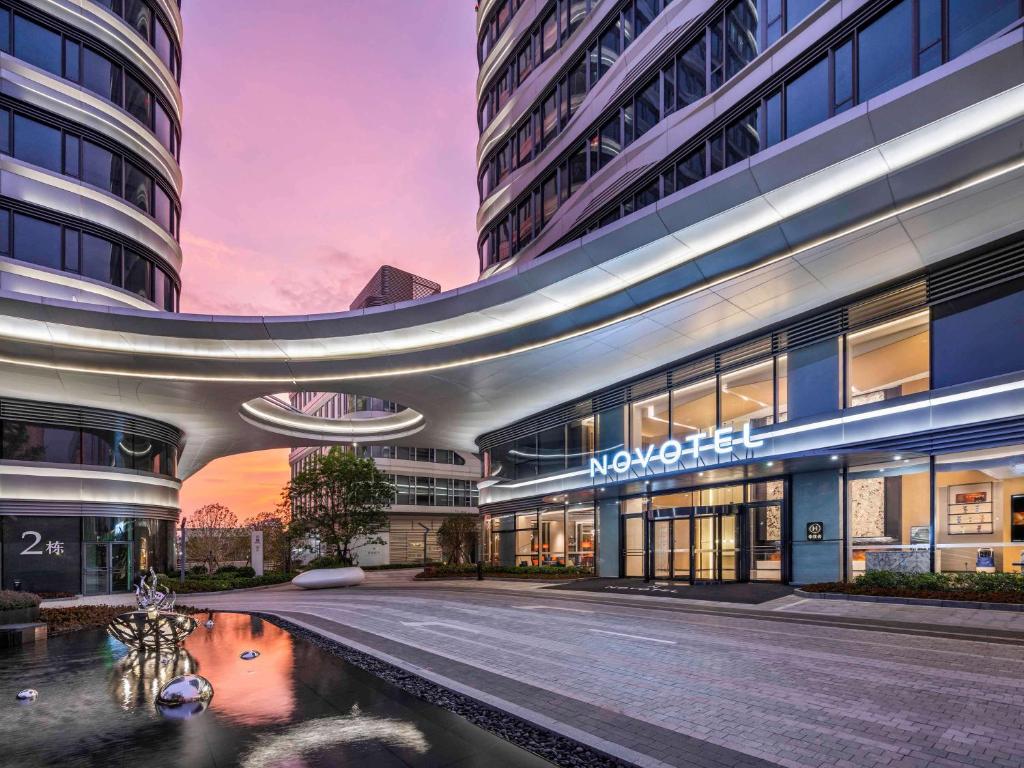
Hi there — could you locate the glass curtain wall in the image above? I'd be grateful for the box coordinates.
[934,445,1024,574]
[483,505,596,568]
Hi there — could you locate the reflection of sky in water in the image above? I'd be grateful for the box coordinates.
[0,612,548,768]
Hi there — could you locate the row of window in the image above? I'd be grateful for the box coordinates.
[478,0,528,63]
[0,206,179,310]
[0,7,181,159]
[479,0,603,130]
[92,0,181,81]
[390,475,480,508]
[0,107,180,238]
[478,0,822,200]
[0,419,178,476]
[484,506,596,567]
[353,445,468,466]
[479,0,1018,269]
[485,310,930,480]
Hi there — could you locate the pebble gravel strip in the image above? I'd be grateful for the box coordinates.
[252,612,632,768]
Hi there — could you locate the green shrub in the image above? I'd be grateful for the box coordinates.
[171,572,292,593]
[214,564,238,574]
[420,563,593,579]
[306,555,348,569]
[215,565,255,577]
[0,590,42,610]
[189,565,208,575]
[855,570,1024,594]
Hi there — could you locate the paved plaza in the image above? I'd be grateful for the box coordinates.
[63,572,1017,768]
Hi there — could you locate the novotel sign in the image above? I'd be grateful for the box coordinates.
[589,422,765,479]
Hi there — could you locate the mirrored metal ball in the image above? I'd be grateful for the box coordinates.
[240,650,260,660]
[16,689,37,701]
[204,619,215,629]
[157,674,213,706]
[157,699,210,720]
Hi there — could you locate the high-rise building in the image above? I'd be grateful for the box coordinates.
[0,0,184,593]
[350,265,441,310]
[2,0,1024,599]
[473,0,1024,581]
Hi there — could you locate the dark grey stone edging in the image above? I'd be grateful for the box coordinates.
[794,588,1024,612]
[251,612,630,768]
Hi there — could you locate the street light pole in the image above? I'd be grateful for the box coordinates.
[179,516,187,585]
[417,522,429,567]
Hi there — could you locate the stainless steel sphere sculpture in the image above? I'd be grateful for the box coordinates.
[106,568,197,652]
[157,674,214,719]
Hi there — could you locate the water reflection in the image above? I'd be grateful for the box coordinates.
[183,613,295,726]
[111,648,195,710]
[240,706,428,768]
[0,611,550,768]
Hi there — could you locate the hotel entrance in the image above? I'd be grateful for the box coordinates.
[624,479,787,583]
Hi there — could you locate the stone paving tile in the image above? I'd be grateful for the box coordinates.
[172,583,1024,768]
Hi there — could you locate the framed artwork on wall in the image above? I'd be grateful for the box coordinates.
[946,483,994,535]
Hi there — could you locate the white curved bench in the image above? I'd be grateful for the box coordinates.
[292,566,366,589]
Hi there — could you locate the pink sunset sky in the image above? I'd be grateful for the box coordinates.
[177,2,480,521]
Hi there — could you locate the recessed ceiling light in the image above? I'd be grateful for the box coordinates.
[830,455,839,461]
[893,455,902,460]
[766,461,774,467]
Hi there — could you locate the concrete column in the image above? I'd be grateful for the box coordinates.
[790,470,843,584]
[597,498,620,577]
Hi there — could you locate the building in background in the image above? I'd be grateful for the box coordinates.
[290,267,479,566]
[0,0,184,594]
[349,265,441,310]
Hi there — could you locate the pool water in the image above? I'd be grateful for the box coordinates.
[0,612,551,767]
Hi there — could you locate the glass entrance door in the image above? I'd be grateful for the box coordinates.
[749,503,783,581]
[83,542,133,594]
[653,520,671,578]
[692,509,741,582]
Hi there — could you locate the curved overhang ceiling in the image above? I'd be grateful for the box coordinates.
[0,36,1021,477]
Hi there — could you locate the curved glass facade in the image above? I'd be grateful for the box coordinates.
[92,0,182,81]
[0,417,179,477]
[477,0,1023,271]
[1,4,182,158]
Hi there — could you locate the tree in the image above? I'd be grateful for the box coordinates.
[187,503,240,573]
[286,447,393,565]
[437,515,478,564]
[248,496,294,573]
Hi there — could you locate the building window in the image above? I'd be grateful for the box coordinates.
[631,392,670,451]
[785,56,828,137]
[848,458,931,578]
[857,0,912,103]
[13,115,61,174]
[720,360,775,429]
[672,378,717,439]
[934,444,1024,574]
[846,311,930,406]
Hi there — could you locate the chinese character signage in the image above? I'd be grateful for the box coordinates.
[2,516,81,593]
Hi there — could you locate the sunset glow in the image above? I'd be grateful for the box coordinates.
[177,1,479,521]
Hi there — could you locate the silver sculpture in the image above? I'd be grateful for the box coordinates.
[16,689,37,701]
[158,674,213,705]
[106,568,197,651]
[136,567,177,613]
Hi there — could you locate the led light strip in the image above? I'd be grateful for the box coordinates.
[1,79,1022,362]
[1,150,1023,385]
[239,401,425,435]
[493,376,1024,490]
[0,463,181,488]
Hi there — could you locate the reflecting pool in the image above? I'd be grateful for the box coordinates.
[0,612,551,767]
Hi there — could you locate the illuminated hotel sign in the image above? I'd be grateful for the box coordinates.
[589,422,765,478]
